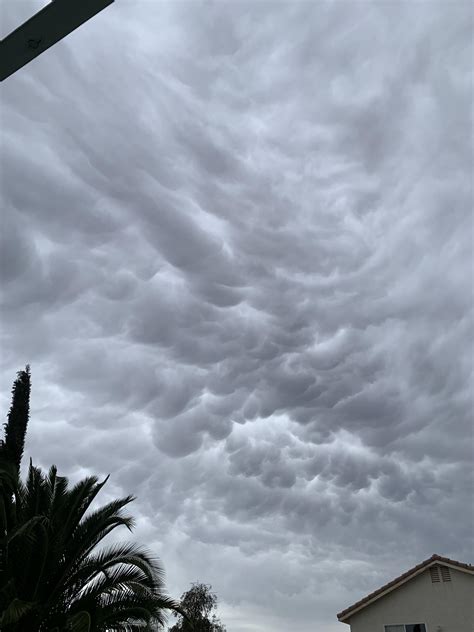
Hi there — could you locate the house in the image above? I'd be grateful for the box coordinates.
[337,554,474,632]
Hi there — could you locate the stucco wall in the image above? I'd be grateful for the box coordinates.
[347,567,474,632]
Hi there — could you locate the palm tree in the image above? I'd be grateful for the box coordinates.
[0,369,181,631]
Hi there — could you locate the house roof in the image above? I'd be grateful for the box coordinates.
[337,554,474,622]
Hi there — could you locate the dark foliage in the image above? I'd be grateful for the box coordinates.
[1,366,30,475]
[0,368,180,631]
[168,583,226,632]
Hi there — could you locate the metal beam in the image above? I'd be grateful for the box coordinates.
[0,0,114,82]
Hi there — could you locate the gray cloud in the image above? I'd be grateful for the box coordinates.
[1,1,472,630]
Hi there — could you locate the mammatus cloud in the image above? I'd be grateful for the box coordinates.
[1,1,472,630]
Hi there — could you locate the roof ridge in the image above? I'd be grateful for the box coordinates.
[337,553,474,621]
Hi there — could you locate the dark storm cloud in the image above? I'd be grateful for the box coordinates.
[1,1,472,630]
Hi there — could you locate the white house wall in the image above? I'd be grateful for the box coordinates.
[347,567,474,632]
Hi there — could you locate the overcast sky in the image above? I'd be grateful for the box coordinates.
[0,1,473,630]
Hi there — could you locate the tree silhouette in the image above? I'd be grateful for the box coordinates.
[1,366,31,475]
[168,582,226,632]
[0,367,181,631]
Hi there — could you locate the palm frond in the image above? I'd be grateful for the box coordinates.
[0,596,36,625]
[66,610,92,632]
[1,368,178,632]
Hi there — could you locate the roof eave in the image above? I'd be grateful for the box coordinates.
[337,555,474,622]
